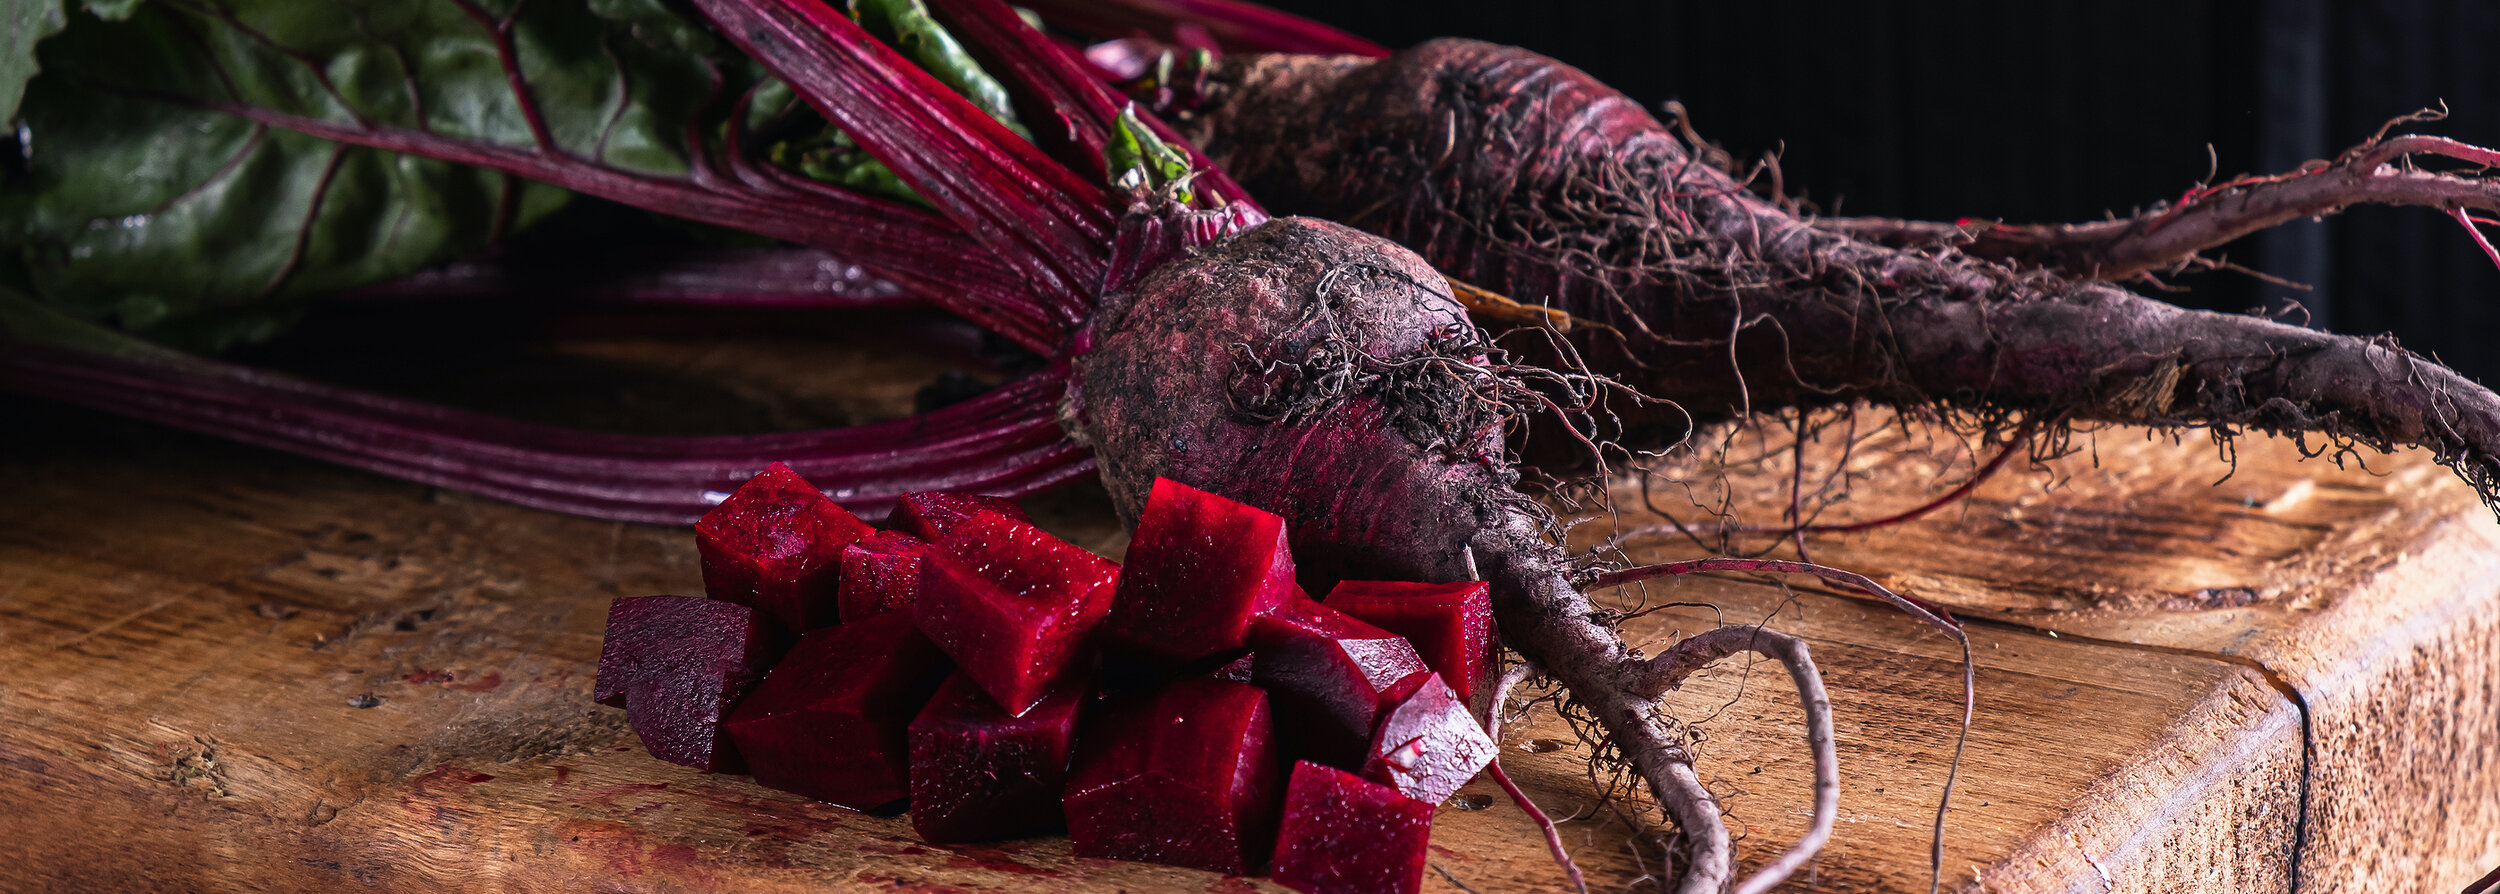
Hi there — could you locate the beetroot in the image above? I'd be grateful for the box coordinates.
[1063,677,1283,875]
[892,491,1031,541]
[1167,37,2500,506]
[1360,673,1495,805]
[1325,580,1498,715]
[840,529,929,622]
[721,610,952,809]
[1270,761,1433,894]
[908,672,1086,843]
[1104,477,1302,662]
[915,510,1121,714]
[1249,598,1431,766]
[594,595,786,773]
[696,462,876,632]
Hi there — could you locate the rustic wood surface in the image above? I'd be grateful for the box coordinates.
[2,320,2496,893]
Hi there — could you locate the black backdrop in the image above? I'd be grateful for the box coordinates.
[1249,0,2500,381]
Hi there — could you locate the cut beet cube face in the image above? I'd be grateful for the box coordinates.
[1064,678,1282,875]
[891,491,1030,541]
[1271,761,1434,894]
[1360,673,1496,805]
[1250,598,1431,766]
[915,511,1120,715]
[1104,477,1301,662]
[696,462,876,632]
[1324,580,1499,716]
[594,596,786,773]
[839,530,928,623]
[908,672,1084,843]
[721,611,951,810]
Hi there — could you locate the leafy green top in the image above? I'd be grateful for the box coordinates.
[0,0,1026,351]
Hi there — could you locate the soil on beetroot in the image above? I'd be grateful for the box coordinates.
[1172,39,2500,506]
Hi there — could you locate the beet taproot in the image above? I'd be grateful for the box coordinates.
[907,671,1085,843]
[722,610,952,809]
[1105,476,1302,662]
[915,509,1120,714]
[1270,761,1433,894]
[1063,676,1283,874]
[594,595,787,773]
[696,462,875,632]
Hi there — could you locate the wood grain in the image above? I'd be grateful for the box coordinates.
[2,338,2495,892]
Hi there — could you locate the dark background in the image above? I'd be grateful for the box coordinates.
[1253,0,2500,381]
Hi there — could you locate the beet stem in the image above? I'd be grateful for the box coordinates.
[0,340,1088,523]
[692,0,1116,326]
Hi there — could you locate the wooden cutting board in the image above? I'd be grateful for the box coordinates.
[4,357,2497,892]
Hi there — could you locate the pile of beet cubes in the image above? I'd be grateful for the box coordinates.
[595,463,1502,893]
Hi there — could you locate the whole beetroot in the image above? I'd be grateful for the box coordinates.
[1173,38,2500,501]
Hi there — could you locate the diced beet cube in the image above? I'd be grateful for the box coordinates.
[696,462,875,631]
[839,530,928,622]
[722,611,951,809]
[1271,761,1433,894]
[1104,478,1301,662]
[907,672,1084,843]
[891,491,1030,541]
[1360,673,1496,804]
[1324,580,1499,715]
[594,596,786,773]
[915,511,1119,715]
[1064,678,1282,875]
[1250,599,1431,766]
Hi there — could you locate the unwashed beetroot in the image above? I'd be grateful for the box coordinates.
[696,462,876,632]
[891,491,1031,541]
[1325,580,1498,715]
[1249,597,1431,766]
[1360,672,1495,805]
[1104,477,1301,662]
[594,595,787,773]
[1269,761,1433,894]
[907,671,1085,843]
[839,529,929,622]
[722,610,952,809]
[916,510,1120,714]
[1063,677,1282,874]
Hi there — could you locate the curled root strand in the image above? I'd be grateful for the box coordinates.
[1598,557,1973,894]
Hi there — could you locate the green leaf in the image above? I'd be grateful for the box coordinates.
[2,0,1035,350]
[2,0,768,350]
[849,0,1027,139]
[0,0,67,122]
[1104,105,1195,205]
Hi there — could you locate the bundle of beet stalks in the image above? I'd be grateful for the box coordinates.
[9,0,2500,891]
